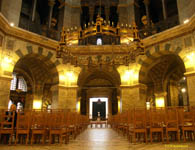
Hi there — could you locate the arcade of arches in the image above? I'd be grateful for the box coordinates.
[0,1,195,120]
[1,16,195,118]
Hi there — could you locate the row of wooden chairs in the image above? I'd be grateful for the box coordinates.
[109,106,195,143]
[0,109,89,145]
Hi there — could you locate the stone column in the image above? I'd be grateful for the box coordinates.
[120,84,146,112]
[162,0,167,20]
[169,80,178,106]
[48,0,55,28]
[185,72,195,106]
[154,92,167,107]
[25,93,33,109]
[0,0,22,26]
[32,0,37,22]
[63,0,81,29]
[143,0,151,26]
[56,85,78,110]
[89,6,94,22]
[118,0,135,25]
[105,6,110,22]
[0,76,12,109]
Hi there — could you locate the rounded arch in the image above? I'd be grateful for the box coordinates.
[139,51,186,84]
[78,68,121,87]
[11,50,61,109]
[77,67,121,116]
[138,50,187,107]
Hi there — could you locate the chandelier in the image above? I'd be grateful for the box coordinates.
[56,9,145,68]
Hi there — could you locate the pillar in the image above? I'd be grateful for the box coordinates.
[162,0,167,20]
[63,0,81,28]
[120,84,146,112]
[118,0,135,25]
[185,72,195,106]
[32,0,37,22]
[58,85,78,111]
[89,6,94,22]
[154,92,167,107]
[51,84,78,110]
[143,0,150,26]
[0,76,12,109]
[169,80,179,106]
[0,0,22,26]
[105,6,110,22]
[48,0,55,28]
[32,82,44,109]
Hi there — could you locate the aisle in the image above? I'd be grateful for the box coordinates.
[0,128,194,150]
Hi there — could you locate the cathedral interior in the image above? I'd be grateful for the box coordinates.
[0,0,195,149]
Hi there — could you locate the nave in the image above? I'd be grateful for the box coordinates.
[0,128,194,150]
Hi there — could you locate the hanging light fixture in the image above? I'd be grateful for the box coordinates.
[56,0,145,67]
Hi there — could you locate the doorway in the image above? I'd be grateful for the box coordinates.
[89,98,108,120]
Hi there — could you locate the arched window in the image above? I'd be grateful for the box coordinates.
[97,38,102,45]
[10,73,27,92]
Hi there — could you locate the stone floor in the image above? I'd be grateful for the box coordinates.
[0,128,195,150]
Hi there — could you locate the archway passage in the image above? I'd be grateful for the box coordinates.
[78,68,121,119]
[11,54,59,109]
[139,54,187,108]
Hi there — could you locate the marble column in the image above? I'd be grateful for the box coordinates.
[32,0,37,21]
[162,0,167,20]
[143,0,151,26]
[48,0,55,28]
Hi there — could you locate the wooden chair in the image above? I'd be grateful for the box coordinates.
[127,109,134,142]
[180,107,194,142]
[150,108,165,143]
[131,108,147,143]
[0,110,15,144]
[49,110,64,144]
[15,110,31,144]
[165,107,180,143]
[30,110,47,144]
[60,111,71,144]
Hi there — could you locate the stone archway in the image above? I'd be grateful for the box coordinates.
[77,67,121,117]
[12,53,59,109]
[139,53,186,108]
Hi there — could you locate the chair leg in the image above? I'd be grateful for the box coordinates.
[150,132,152,143]
[26,134,29,145]
[15,133,18,145]
[31,134,34,144]
[133,133,136,144]
[42,134,45,144]
[183,130,186,142]
[145,132,147,143]
[162,132,164,143]
[166,132,169,143]
[177,131,180,142]
[9,134,12,145]
[49,134,52,144]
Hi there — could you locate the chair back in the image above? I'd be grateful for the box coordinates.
[16,110,31,130]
